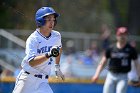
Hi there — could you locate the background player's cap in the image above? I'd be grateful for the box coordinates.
[116,27,128,36]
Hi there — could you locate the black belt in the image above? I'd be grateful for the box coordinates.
[25,71,48,79]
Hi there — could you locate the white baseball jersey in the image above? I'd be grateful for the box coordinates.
[12,28,62,93]
[22,28,62,75]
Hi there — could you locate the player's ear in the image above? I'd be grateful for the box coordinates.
[54,19,57,27]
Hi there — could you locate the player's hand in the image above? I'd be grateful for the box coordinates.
[91,75,99,83]
[46,46,60,58]
[51,46,60,57]
[129,80,140,87]
[55,64,65,81]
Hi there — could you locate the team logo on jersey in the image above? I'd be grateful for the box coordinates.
[37,46,52,54]
[111,52,129,58]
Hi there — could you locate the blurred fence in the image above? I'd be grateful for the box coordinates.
[3,29,140,51]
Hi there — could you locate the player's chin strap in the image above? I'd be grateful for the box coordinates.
[55,64,65,81]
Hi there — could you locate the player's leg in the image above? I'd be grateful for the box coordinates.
[116,80,127,93]
[12,71,28,93]
[36,82,53,93]
[103,72,116,93]
[12,78,30,93]
[13,71,37,93]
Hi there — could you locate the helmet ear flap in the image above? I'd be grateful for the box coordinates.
[36,17,57,27]
[36,17,45,27]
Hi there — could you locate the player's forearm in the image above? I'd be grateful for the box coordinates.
[95,56,107,77]
[55,48,62,64]
[95,63,104,77]
[29,54,49,67]
[134,60,140,78]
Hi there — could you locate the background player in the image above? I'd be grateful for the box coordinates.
[91,27,140,93]
[12,6,64,93]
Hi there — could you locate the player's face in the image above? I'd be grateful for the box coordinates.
[43,15,56,31]
[116,33,128,42]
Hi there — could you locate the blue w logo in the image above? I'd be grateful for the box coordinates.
[37,46,52,54]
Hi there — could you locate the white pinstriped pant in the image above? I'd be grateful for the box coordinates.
[103,71,128,93]
[12,70,53,93]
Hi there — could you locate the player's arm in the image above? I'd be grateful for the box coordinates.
[133,60,140,78]
[27,43,48,67]
[54,47,65,80]
[132,47,140,80]
[91,55,108,83]
[130,59,140,86]
[25,37,49,67]
[29,47,60,67]
[29,55,49,67]
[130,47,140,86]
[55,47,62,64]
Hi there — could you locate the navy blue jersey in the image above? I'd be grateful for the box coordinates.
[105,43,138,73]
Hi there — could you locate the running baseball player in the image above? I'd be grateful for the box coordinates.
[92,27,140,93]
[12,6,64,93]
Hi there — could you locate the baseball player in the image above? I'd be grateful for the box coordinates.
[12,6,64,93]
[91,27,140,93]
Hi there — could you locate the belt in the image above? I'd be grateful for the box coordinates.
[24,71,48,79]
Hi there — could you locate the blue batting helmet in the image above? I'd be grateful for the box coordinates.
[35,7,59,27]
